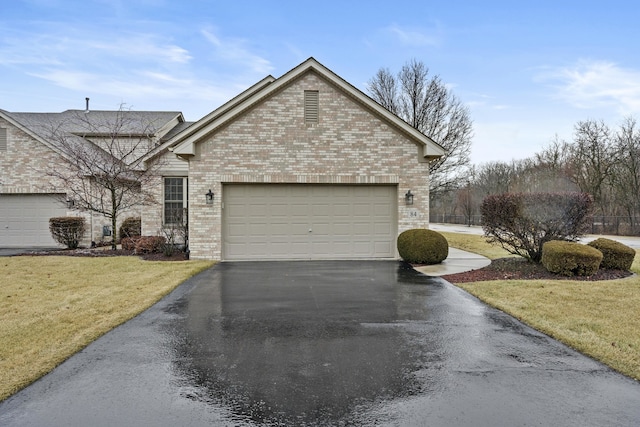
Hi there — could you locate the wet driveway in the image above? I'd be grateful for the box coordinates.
[1,261,639,426]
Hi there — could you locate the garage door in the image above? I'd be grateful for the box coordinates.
[0,194,66,247]
[223,184,397,260]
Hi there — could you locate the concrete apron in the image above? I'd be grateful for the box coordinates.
[413,247,491,276]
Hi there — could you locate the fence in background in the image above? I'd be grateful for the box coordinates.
[429,214,640,236]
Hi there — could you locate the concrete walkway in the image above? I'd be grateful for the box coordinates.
[414,247,491,276]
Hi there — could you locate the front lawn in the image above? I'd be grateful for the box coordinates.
[442,231,640,381]
[0,256,214,401]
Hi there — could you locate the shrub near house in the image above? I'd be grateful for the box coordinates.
[397,229,449,264]
[49,217,86,249]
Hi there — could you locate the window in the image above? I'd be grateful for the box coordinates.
[164,177,187,225]
[0,128,7,151]
[304,90,319,124]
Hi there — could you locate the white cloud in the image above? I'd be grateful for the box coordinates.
[385,23,441,47]
[540,60,640,114]
[200,28,273,75]
[1,23,276,119]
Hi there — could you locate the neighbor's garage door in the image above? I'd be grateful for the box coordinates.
[223,184,397,260]
[0,194,66,247]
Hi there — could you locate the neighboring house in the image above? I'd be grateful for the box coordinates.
[0,107,189,247]
[0,57,445,259]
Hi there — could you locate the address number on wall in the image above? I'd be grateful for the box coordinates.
[407,209,419,218]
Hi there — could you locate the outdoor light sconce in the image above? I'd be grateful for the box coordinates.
[405,190,414,206]
[66,199,75,209]
[205,189,215,205]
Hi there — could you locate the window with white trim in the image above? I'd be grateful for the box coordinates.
[164,177,188,225]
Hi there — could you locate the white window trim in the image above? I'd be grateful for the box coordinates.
[163,177,188,225]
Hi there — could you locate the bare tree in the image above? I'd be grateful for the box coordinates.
[612,117,640,231]
[565,120,617,220]
[34,106,164,249]
[367,59,473,197]
[456,178,476,226]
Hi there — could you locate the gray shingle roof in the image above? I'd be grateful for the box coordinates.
[7,109,182,136]
[2,108,185,166]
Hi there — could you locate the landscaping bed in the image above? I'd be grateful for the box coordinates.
[20,248,189,261]
[443,257,633,283]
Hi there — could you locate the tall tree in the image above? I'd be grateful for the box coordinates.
[566,119,617,219]
[612,117,640,231]
[33,106,163,249]
[368,59,473,196]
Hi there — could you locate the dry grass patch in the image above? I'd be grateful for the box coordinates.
[438,231,514,260]
[454,239,640,381]
[0,256,214,401]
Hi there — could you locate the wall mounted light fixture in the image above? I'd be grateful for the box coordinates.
[405,190,414,206]
[205,189,214,205]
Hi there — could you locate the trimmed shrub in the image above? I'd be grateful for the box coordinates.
[481,192,593,262]
[121,236,141,251]
[397,229,448,264]
[119,216,141,240]
[541,241,602,276]
[49,217,86,249]
[134,236,166,254]
[587,238,635,270]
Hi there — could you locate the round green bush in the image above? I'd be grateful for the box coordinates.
[397,229,448,264]
[587,238,635,270]
[541,240,602,276]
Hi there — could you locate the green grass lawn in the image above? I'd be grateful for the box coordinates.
[0,256,214,401]
[442,232,640,381]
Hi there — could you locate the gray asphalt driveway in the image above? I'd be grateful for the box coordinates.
[1,261,639,426]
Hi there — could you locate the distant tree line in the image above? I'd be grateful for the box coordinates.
[430,117,640,236]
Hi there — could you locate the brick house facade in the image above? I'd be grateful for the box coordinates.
[1,58,443,257]
[168,58,444,260]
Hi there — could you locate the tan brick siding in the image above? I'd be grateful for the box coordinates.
[187,71,431,260]
[0,118,143,245]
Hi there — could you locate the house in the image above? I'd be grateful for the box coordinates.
[1,58,444,259]
[147,58,445,260]
[0,106,190,247]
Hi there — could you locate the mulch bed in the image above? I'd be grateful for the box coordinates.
[442,257,633,283]
[19,248,189,261]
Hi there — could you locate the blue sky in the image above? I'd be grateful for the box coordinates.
[2,0,639,164]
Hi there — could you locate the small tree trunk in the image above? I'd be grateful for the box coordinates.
[111,190,118,250]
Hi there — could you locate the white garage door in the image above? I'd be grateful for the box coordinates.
[0,194,66,247]
[223,184,397,260]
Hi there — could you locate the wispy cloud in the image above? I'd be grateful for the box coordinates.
[200,28,273,75]
[0,23,274,117]
[385,23,441,47]
[540,60,640,114]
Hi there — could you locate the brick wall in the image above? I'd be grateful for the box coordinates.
[187,71,432,260]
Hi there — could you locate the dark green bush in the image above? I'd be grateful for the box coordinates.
[119,216,141,240]
[49,217,86,249]
[587,238,635,270]
[481,192,593,262]
[541,240,602,276]
[397,229,448,264]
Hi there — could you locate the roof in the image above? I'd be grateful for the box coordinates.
[6,110,183,136]
[0,108,185,166]
[170,57,446,160]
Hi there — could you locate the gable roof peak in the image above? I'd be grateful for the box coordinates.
[170,57,445,159]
